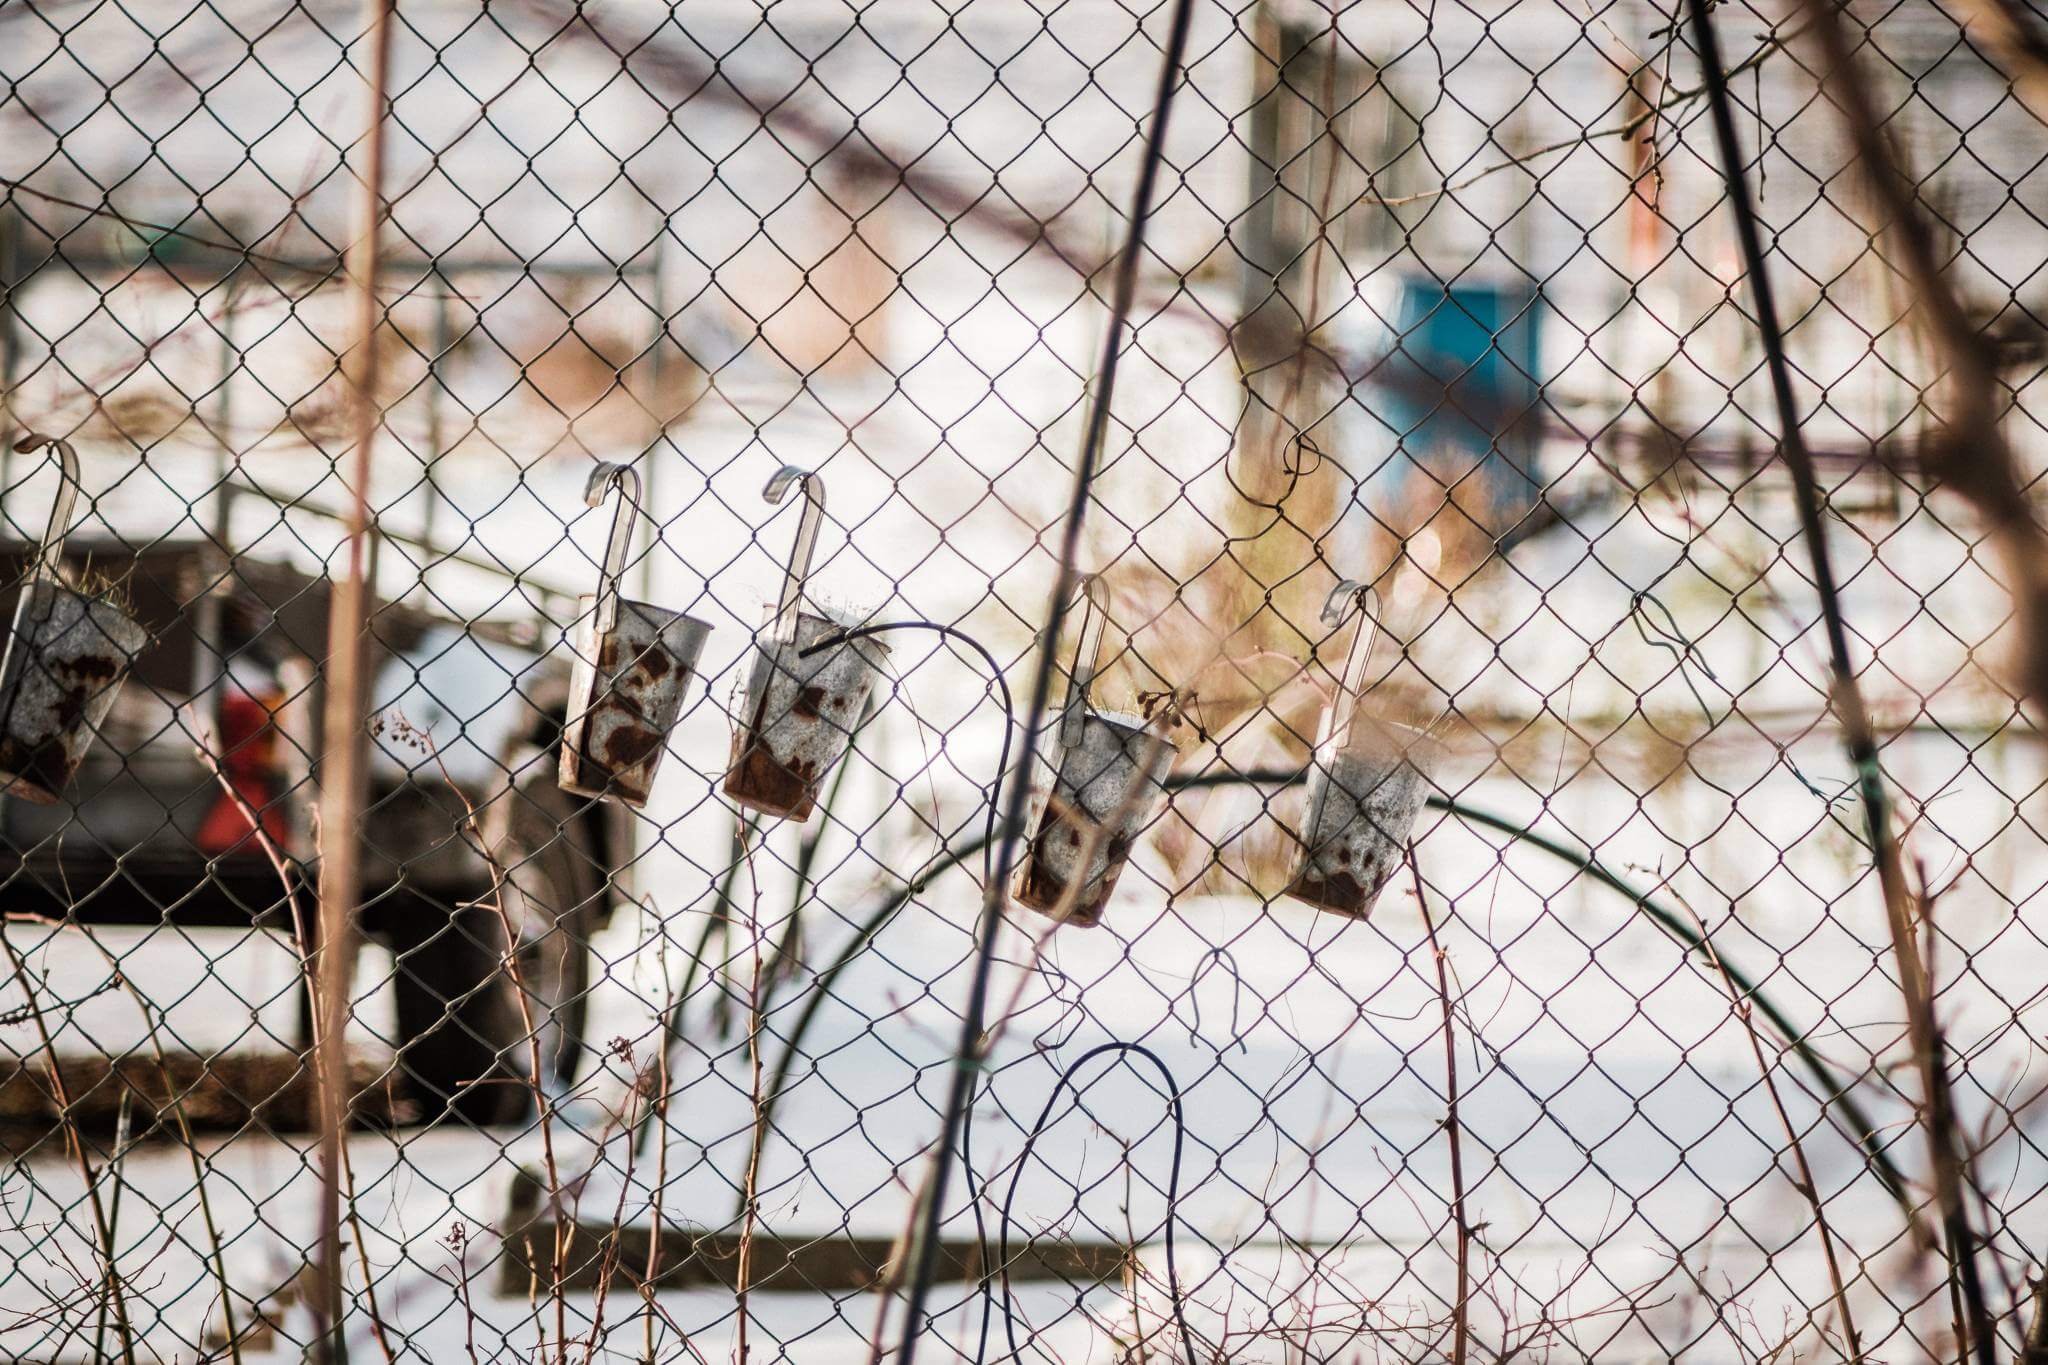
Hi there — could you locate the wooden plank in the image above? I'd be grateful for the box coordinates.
[497,1166,1130,1295]
[0,1050,396,1150]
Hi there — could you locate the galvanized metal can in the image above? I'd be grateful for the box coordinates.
[560,597,711,808]
[1012,706,1178,927]
[0,437,148,805]
[558,463,712,808]
[1012,575,1179,927]
[724,606,887,820]
[1283,581,1432,918]
[721,466,887,821]
[1285,717,1433,918]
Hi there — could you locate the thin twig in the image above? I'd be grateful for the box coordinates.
[1792,0,2048,721]
[1407,847,1469,1365]
[735,823,766,1365]
[91,1088,132,1365]
[730,703,886,1224]
[1788,0,2015,1348]
[415,726,570,1362]
[447,1221,480,1365]
[1681,5,1994,1358]
[643,953,679,1363]
[2021,1270,2048,1364]
[886,1,1199,1357]
[185,722,328,1365]
[861,712,1179,1365]
[637,811,756,1160]
[1684,900,1863,1363]
[0,971,120,1027]
[1911,864,1998,1365]
[61,911,253,1365]
[0,931,135,1363]
[1370,21,1805,209]
[581,1071,644,1365]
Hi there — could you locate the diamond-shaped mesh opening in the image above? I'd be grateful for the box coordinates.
[2,0,2046,1360]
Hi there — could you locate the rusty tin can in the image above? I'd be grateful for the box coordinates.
[1283,581,1433,918]
[1285,719,1434,918]
[558,463,712,808]
[722,466,888,821]
[1012,707,1179,927]
[0,437,148,805]
[1012,575,1179,927]
[724,606,887,820]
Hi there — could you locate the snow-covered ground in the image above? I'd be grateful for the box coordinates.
[5,0,2048,1360]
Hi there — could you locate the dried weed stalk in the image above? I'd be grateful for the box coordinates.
[1686,0,2002,1353]
[0,929,136,1362]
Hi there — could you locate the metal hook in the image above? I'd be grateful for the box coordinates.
[584,461,643,636]
[10,434,81,584]
[1315,579,1382,754]
[1058,574,1111,748]
[764,465,825,642]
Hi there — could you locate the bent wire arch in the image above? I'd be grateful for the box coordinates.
[745,767,1914,1228]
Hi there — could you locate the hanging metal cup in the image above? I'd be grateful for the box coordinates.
[1284,581,1433,918]
[558,462,712,808]
[0,436,148,804]
[1012,576,1180,928]
[723,466,888,821]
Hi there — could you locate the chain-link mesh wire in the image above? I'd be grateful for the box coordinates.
[2,0,2045,1359]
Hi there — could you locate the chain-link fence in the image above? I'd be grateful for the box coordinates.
[2,0,2047,1360]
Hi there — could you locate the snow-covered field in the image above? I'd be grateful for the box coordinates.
[6,0,2048,1360]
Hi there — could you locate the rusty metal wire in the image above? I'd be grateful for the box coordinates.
[2,0,2048,1361]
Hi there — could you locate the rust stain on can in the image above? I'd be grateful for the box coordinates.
[728,740,819,819]
[723,609,886,821]
[559,596,711,809]
[1285,868,1370,918]
[1284,721,1433,920]
[0,582,148,805]
[1014,822,1134,928]
[1012,711,1177,929]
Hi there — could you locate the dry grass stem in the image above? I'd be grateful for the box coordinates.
[1682,896,1863,1363]
[0,931,135,1363]
[1406,846,1470,1365]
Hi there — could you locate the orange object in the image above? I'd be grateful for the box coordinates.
[197,687,291,855]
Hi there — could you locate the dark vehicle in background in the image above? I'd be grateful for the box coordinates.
[0,506,630,1123]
